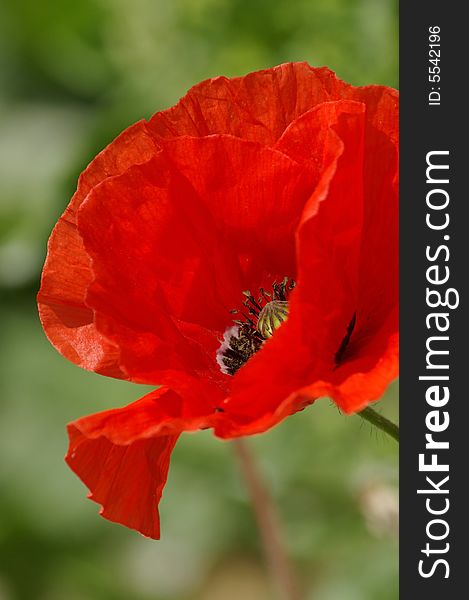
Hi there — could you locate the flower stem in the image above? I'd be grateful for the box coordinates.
[358,406,399,442]
[232,438,301,600]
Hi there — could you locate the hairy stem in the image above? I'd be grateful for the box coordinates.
[358,406,400,442]
[232,438,301,600]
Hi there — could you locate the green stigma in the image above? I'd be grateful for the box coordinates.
[256,300,289,338]
[217,277,295,376]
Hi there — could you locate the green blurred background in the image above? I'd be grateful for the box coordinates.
[0,1,398,598]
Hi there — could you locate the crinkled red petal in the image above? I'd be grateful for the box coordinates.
[215,89,398,435]
[77,135,315,389]
[65,386,214,539]
[149,62,358,145]
[37,121,159,378]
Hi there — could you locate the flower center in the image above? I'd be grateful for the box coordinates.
[216,277,295,375]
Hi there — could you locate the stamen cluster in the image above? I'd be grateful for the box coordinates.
[217,277,295,375]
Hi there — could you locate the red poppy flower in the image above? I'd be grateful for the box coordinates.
[38,62,398,539]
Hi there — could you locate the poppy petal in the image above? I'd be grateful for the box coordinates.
[215,94,398,436]
[149,62,356,145]
[292,88,399,414]
[38,121,159,378]
[77,135,314,388]
[354,87,399,360]
[323,86,399,414]
[65,387,186,539]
